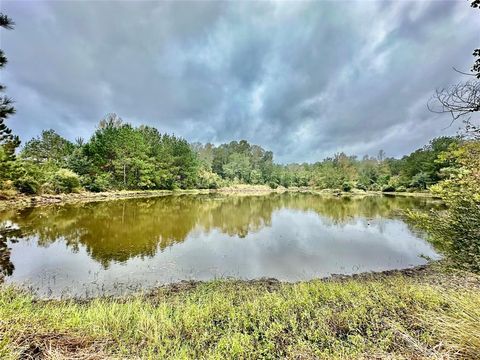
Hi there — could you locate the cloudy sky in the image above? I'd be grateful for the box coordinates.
[1,1,478,163]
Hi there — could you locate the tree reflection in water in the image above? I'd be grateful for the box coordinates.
[0,193,441,270]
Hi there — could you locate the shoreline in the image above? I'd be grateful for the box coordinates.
[2,260,473,301]
[0,186,437,211]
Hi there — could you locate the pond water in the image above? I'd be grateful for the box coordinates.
[0,193,441,297]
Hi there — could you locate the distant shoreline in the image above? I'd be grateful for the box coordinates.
[0,186,438,211]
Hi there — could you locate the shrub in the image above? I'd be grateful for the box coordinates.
[40,182,56,194]
[268,181,279,189]
[0,180,14,191]
[51,169,81,193]
[355,182,367,191]
[409,171,431,190]
[84,173,112,192]
[342,182,352,192]
[14,176,40,195]
[249,169,263,185]
[196,169,223,190]
[396,186,407,192]
[0,180,17,198]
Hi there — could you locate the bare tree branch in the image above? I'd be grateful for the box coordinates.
[428,80,480,139]
[428,81,480,120]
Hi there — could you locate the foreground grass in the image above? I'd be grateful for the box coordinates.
[1,268,480,359]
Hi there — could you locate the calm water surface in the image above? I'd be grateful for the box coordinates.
[0,193,441,297]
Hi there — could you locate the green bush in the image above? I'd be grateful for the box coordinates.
[409,171,431,190]
[355,182,367,191]
[196,169,222,189]
[14,176,40,195]
[84,173,112,192]
[342,182,352,192]
[249,169,263,185]
[396,186,407,192]
[51,169,81,193]
[268,181,279,189]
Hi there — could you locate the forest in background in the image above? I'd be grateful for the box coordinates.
[0,112,467,195]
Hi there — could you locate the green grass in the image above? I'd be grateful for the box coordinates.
[1,272,479,359]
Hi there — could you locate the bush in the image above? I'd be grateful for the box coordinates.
[51,169,81,193]
[396,186,407,192]
[268,181,279,189]
[40,182,56,194]
[249,169,263,185]
[0,180,14,191]
[14,176,40,195]
[342,182,352,192]
[0,188,17,200]
[84,173,112,192]
[355,182,367,191]
[196,169,222,190]
[409,171,431,190]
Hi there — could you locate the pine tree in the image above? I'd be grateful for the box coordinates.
[0,13,18,159]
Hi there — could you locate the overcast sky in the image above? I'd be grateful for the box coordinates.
[1,1,478,163]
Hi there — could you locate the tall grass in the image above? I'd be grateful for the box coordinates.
[1,276,479,359]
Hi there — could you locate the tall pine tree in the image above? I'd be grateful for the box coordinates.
[0,13,18,159]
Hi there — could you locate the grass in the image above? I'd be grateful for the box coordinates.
[1,267,479,359]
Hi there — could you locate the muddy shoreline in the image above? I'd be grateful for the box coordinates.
[4,260,475,302]
[100,261,480,301]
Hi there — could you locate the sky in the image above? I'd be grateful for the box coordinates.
[0,0,478,163]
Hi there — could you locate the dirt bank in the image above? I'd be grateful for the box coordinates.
[0,186,437,212]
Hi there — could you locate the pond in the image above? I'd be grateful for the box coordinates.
[0,193,441,297]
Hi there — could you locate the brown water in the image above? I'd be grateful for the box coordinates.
[0,193,440,298]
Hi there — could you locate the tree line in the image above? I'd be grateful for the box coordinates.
[0,111,467,196]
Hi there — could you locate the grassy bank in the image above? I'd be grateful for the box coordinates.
[0,185,434,212]
[1,263,479,359]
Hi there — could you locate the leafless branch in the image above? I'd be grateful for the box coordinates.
[452,67,476,77]
[428,80,480,121]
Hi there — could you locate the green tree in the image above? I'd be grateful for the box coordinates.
[223,153,251,183]
[21,129,75,166]
[192,142,214,171]
[400,137,459,189]
[0,13,19,184]
[409,140,480,272]
[85,117,152,189]
[0,13,16,148]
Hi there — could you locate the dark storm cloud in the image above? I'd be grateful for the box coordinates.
[1,0,478,162]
